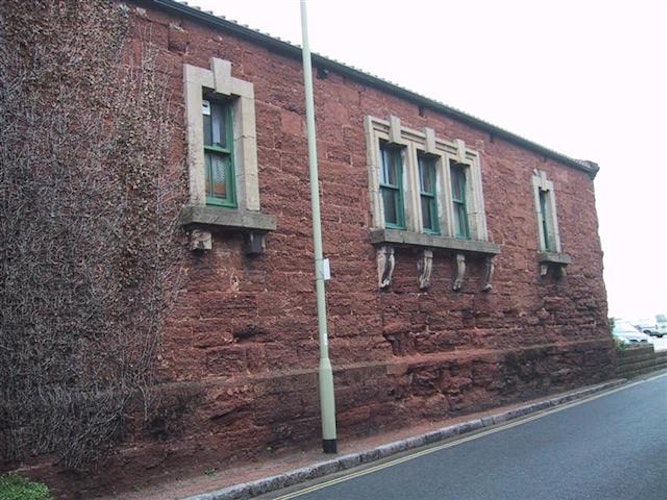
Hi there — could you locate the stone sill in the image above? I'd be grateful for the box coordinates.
[370,228,500,255]
[179,205,277,232]
[538,252,572,265]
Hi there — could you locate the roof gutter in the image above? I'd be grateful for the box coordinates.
[146,0,599,179]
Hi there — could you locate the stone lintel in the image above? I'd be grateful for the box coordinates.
[370,229,500,256]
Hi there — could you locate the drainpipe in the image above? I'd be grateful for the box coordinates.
[299,0,337,454]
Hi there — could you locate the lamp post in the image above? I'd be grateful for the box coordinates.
[299,0,337,454]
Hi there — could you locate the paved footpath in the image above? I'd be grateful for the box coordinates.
[103,379,628,500]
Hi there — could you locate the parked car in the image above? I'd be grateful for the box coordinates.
[634,315,666,337]
[612,320,650,346]
[634,320,660,337]
[655,314,667,337]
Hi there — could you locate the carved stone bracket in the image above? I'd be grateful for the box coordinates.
[417,249,433,290]
[482,255,495,292]
[538,252,571,279]
[244,231,267,256]
[180,206,276,254]
[377,246,395,289]
[540,263,567,278]
[369,228,502,292]
[189,228,212,251]
[453,253,466,291]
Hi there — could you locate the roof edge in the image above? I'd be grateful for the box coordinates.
[146,0,599,179]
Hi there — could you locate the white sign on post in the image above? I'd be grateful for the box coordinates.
[322,258,331,280]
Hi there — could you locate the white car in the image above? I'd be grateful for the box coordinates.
[634,315,666,338]
[655,314,667,337]
[612,320,650,346]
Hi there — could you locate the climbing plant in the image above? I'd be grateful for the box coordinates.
[0,0,186,470]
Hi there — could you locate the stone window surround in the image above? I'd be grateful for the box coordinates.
[366,115,500,291]
[365,115,497,250]
[531,169,571,276]
[181,57,276,252]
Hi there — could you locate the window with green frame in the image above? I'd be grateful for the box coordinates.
[379,142,405,228]
[418,153,439,234]
[203,99,235,207]
[450,161,470,239]
[538,189,554,251]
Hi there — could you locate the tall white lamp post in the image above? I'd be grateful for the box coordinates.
[299,0,337,454]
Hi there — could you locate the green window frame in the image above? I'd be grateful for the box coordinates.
[203,98,236,207]
[418,153,439,234]
[379,142,405,228]
[450,162,470,239]
[539,189,553,251]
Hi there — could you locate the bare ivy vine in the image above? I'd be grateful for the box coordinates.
[0,1,186,470]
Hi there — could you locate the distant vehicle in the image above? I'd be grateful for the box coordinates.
[655,314,667,337]
[634,315,666,338]
[634,320,660,337]
[612,320,650,346]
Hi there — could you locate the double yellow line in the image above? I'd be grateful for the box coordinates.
[274,374,663,499]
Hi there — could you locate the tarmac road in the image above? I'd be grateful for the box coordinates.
[277,373,667,500]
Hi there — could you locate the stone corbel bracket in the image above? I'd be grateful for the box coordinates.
[189,228,213,251]
[368,228,501,292]
[453,253,466,291]
[538,252,572,278]
[377,246,395,289]
[417,249,433,290]
[180,206,277,255]
[482,255,495,292]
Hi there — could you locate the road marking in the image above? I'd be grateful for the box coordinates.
[273,374,666,499]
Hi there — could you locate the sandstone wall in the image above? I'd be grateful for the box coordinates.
[86,1,614,488]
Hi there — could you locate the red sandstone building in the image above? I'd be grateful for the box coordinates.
[3,0,615,488]
[156,0,612,458]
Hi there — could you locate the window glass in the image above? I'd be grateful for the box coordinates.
[421,197,434,231]
[382,189,401,226]
[211,102,228,149]
[205,152,230,199]
[381,146,400,186]
[380,143,404,228]
[203,99,234,206]
[203,100,230,149]
[418,154,438,233]
[451,163,469,238]
[203,110,212,146]
[539,189,550,250]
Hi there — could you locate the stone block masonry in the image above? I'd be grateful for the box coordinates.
[141,0,612,474]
